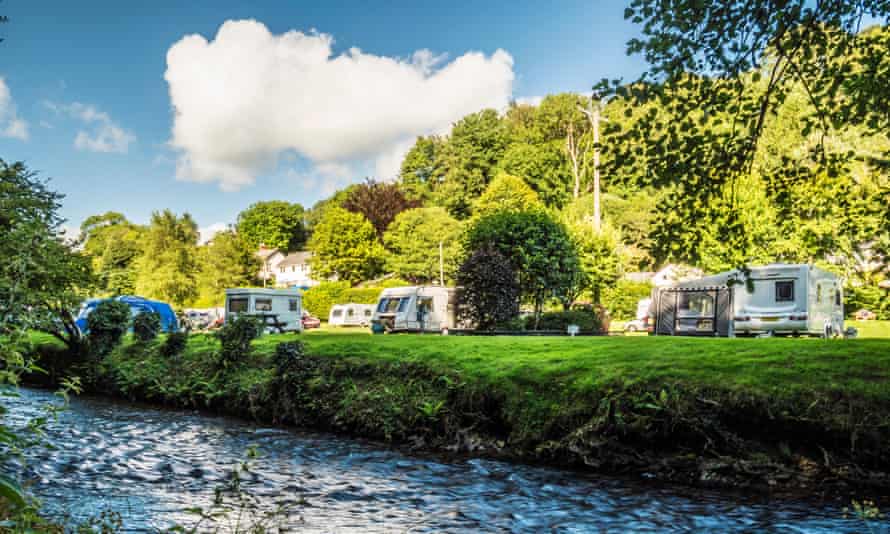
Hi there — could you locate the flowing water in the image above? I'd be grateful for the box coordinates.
[4,387,883,532]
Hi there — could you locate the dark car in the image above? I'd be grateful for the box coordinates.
[301,311,321,329]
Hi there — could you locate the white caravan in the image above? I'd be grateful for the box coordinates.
[371,286,458,333]
[224,288,303,332]
[658,264,843,337]
[329,303,375,327]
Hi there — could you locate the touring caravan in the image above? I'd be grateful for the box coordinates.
[224,288,303,332]
[329,303,375,327]
[649,264,844,337]
[371,286,458,333]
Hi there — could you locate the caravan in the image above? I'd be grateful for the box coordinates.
[329,303,375,327]
[650,264,844,337]
[371,286,458,333]
[225,288,303,332]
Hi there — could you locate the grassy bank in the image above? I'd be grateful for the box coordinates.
[30,330,890,494]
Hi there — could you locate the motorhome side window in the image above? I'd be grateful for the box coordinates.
[288,299,299,312]
[775,281,794,302]
[255,298,273,312]
[228,298,248,313]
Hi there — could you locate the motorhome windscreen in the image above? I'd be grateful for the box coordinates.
[228,298,248,313]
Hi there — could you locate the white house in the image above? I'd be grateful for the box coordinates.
[257,246,319,289]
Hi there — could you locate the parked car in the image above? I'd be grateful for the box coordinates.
[301,311,321,329]
[854,309,877,321]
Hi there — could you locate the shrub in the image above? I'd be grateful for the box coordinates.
[133,312,162,343]
[215,315,262,367]
[845,284,890,320]
[86,300,131,357]
[456,246,520,329]
[160,331,189,358]
[602,280,653,320]
[526,309,606,334]
[302,281,391,320]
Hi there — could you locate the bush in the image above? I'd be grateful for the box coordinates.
[456,246,520,329]
[215,315,262,367]
[845,284,890,320]
[86,300,132,357]
[526,310,606,334]
[601,280,653,320]
[160,331,189,358]
[133,312,162,343]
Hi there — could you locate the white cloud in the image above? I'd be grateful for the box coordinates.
[198,222,229,245]
[165,19,515,191]
[45,101,136,153]
[0,78,29,140]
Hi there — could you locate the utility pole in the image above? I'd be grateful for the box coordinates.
[439,241,445,287]
[580,93,604,233]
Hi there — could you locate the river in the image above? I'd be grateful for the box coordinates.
[3,387,880,532]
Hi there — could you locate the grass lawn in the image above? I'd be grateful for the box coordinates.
[284,329,890,404]
[849,320,890,339]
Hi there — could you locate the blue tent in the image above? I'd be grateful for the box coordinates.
[75,296,179,334]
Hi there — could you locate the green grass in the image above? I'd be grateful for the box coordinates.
[292,331,890,404]
[849,320,890,339]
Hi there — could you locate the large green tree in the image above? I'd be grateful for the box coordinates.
[383,207,462,284]
[134,210,200,307]
[472,172,543,219]
[80,211,145,296]
[433,109,510,218]
[194,230,259,307]
[464,210,579,321]
[308,207,385,284]
[236,201,306,252]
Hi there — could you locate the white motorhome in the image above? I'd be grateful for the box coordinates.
[329,303,375,327]
[224,288,303,332]
[650,264,844,337]
[371,286,458,333]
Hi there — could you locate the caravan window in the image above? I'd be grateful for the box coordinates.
[289,299,299,312]
[347,308,354,317]
[385,299,402,313]
[678,292,714,317]
[397,298,410,312]
[775,281,794,302]
[364,308,372,317]
[228,298,248,313]
[332,309,343,317]
[255,298,273,312]
[377,299,388,312]
[835,288,841,306]
[816,284,822,303]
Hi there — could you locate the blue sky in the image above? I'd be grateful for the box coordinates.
[0,0,646,237]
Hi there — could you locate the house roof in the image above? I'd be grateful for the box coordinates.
[278,251,313,268]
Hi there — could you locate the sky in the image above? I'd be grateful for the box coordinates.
[0,0,647,240]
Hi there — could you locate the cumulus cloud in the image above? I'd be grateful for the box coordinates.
[46,101,136,153]
[0,78,29,140]
[165,19,515,191]
[514,95,543,107]
[198,222,229,245]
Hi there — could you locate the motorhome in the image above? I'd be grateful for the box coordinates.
[224,288,303,332]
[329,303,375,327]
[649,264,844,337]
[371,286,458,333]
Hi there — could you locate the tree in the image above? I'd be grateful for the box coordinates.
[0,160,95,353]
[383,207,462,284]
[194,230,259,307]
[567,220,623,306]
[497,142,572,208]
[308,207,385,284]
[80,211,145,296]
[472,172,543,218]
[399,135,443,199]
[536,93,593,201]
[456,246,520,330]
[433,109,510,218]
[464,211,579,322]
[134,210,200,307]
[236,201,306,252]
[341,179,422,240]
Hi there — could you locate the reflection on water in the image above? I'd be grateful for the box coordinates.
[3,388,878,532]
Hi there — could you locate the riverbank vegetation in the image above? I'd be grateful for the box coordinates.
[28,330,890,495]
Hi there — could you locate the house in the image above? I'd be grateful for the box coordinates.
[257,246,320,289]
